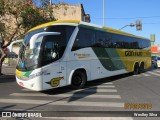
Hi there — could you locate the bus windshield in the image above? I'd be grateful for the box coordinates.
[17,30,44,71]
[17,25,75,71]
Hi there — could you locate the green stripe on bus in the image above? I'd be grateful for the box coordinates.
[92,48,125,71]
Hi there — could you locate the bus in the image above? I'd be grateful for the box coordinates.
[16,20,151,91]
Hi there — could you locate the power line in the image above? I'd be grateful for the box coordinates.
[92,16,160,20]
[143,22,160,25]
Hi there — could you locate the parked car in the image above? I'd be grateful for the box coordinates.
[152,56,157,64]
[8,52,18,58]
[153,56,160,68]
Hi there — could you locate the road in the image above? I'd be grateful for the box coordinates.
[0,66,160,120]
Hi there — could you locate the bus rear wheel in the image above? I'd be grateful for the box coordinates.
[139,62,145,73]
[71,71,87,89]
[133,63,139,75]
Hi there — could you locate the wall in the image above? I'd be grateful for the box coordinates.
[52,4,83,21]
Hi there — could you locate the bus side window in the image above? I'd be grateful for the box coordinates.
[43,41,53,61]
[72,27,95,51]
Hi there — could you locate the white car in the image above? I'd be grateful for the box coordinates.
[153,56,160,68]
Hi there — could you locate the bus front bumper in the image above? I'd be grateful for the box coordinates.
[16,76,43,91]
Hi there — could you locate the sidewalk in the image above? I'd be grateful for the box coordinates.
[0,65,16,81]
[1,65,16,75]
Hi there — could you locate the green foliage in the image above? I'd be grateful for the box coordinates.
[0,23,5,32]
[20,6,55,30]
[0,0,5,15]
[0,0,56,43]
[21,7,43,29]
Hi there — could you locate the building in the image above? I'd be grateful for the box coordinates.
[151,45,160,56]
[4,0,32,3]
[52,3,90,22]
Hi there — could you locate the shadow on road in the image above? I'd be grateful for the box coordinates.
[0,75,16,83]
[41,66,156,95]
[41,72,133,95]
[0,105,16,110]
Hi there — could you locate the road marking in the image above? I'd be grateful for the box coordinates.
[21,83,114,92]
[88,82,113,85]
[0,99,124,108]
[22,88,118,93]
[90,85,115,88]
[80,89,117,92]
[153,70,160,73]
[147,71,160,76]
[133,71,160,77]
[133,74,141,77]
[141,73,150,76]
[10,93,121,99]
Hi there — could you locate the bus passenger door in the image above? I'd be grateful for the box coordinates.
[42,62,60,90]
[42,61,67,89]
[41,38,67,89]
[58,61,67,87]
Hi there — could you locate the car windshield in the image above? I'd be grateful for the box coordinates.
[152,56,156,60]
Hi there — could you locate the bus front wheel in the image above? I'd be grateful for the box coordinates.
[71,71,87,89]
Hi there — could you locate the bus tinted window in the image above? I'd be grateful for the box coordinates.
[72,26,150,50]
[40,25,75,66]
[72,27,95,51]
[95,31,106,47]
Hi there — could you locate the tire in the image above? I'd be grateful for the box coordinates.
[154,64,158,69]
[133,63,139,75]
[71,71,87,89]
[139,63,145,73]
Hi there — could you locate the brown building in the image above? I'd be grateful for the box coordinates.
[4,1,90,22]
[52,3,90,22]
[4,0,32,3]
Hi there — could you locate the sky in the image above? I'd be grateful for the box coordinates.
[53,0,160,45]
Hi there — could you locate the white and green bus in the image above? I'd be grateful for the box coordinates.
[16,20,151,91]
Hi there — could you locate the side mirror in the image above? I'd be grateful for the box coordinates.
[52,52,57,58]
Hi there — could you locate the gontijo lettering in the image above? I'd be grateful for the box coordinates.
[125,51,143,56]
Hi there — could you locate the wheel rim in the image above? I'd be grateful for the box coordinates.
[72,76,82,86]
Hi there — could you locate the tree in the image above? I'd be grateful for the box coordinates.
[0,0,55,75]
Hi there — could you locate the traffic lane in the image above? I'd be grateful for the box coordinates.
[113,72,160,111]
[0,80,124,111]
[0,75,22,98]
[0,69,160,111]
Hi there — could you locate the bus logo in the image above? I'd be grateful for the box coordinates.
[46,77,64,87]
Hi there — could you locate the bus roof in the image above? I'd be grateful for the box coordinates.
[28,20,149,40]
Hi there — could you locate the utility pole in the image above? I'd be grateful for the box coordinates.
[150,34,155,46]
[103,0,106,26]
[50,0,52,5]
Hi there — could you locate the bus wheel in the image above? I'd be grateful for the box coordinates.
[133,63,139,75]
[139,63,145,73]
[71,71,87,89]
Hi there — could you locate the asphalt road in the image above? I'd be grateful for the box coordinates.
[0,66,160,120]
